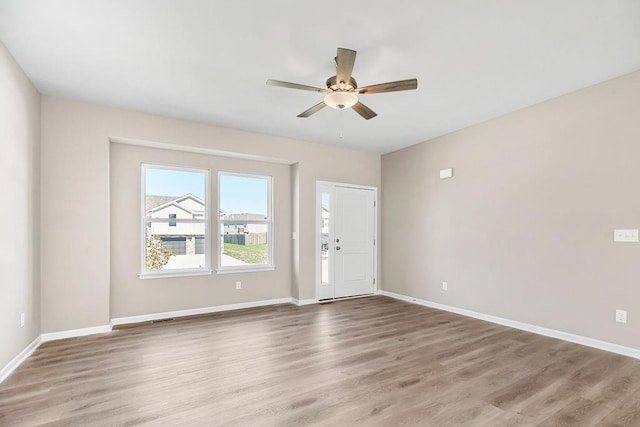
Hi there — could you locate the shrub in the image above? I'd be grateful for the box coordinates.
[146,235,174,270]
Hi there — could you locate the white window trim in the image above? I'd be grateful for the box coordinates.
[138,268,213,279]
[140,163,211,278]
[217,171,274,273]
[215,266,276,275]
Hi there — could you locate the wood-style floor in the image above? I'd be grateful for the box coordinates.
[1,296,640,426]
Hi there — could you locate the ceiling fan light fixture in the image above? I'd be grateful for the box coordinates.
[324,91,358,110]
[267,48,417,119]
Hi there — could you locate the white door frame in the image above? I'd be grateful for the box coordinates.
[315,181,378,300]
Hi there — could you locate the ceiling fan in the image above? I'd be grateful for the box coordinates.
[267,48,418,120]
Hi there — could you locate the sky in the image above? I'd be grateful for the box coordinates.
[145,167,268,216]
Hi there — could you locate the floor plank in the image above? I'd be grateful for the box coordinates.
[1,296,639,426]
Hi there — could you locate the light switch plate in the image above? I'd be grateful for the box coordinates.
[614,229,639,242]
[439,168,453,179]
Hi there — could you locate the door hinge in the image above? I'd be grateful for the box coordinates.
[374,201,376,207]
[373,239,376,246]
[373,278,376,284]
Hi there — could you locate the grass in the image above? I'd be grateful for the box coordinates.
[223,243,268,264]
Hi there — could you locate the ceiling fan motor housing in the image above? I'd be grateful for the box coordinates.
[326,75,358,92]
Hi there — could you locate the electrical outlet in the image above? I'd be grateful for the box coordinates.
[442,282,448,291]
[613,229,639,242]
[20,313,25,327]
[615,309,627,323]
[235,281,242,290]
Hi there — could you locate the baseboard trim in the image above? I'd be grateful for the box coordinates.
[2,298,297,383]
[2,325,113,384]
[381,290,640,360]
[110,297,295,327]
[41,325,113,342]
[293,298,318,306]
[0,336,42,384]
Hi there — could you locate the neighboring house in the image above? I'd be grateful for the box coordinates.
[221,213,268,245]
[145,196,267,254]
[222,213,268,235]
[146,194,205,255]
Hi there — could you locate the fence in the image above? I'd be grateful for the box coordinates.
[223,233,267,245]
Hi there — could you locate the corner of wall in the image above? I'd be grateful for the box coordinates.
[0,40,42,372]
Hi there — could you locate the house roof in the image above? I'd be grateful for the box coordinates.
[2,2,639,154]
[146,195,180,211]
[146,194,204,214]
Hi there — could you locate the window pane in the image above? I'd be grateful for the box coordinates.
[144,166,208,272]
[219,175,268,218]
[145,168,206,211]
[321,192,330,284]
[219,174,270,267]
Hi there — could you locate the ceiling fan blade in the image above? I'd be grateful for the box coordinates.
[297,102,326,118]
[266,79,326,93]
[335,48,357,85]
[355,78,418,95]
[352,101,377,120]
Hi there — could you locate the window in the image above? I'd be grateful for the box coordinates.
[141,164,210,277]
[218,172,273,272]
[321,192,330,284]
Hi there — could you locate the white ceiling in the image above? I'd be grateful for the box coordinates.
[2,1,640,154]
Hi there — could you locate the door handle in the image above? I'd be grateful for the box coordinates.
[335,246,341,251]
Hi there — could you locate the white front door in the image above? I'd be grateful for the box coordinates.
[317,183,376,300]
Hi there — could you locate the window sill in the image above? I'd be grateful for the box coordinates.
[215,266,276,275]
[138,269,213,280]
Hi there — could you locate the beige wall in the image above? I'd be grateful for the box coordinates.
[41,97,380,332]
[382,71,640,349]
[110,143,292,318]
[0,42,40,368]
